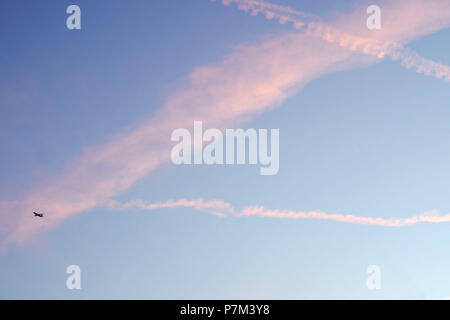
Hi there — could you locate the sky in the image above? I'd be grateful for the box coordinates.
[1,0,450,299]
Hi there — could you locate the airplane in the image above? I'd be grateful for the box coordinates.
[33,212,44,218]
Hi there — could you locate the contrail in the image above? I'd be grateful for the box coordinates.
[219,0,450,81]
[218,0,319,29]
[0,25,376,248]
[390,47,450,81]
[3,0,450,249]
[108,198,450,227]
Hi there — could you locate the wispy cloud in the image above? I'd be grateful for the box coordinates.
[108,198,450,227]
[1,29,376,249]
[220,0,450,81]
[1,0,450,249]
[217,0,319,27]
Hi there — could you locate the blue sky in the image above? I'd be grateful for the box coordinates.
[1,0,450,299]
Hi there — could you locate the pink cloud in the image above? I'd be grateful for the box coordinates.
[108,198,450,227]
[223,0,450,80]
[3,31,372,248]
[2,0,450,249]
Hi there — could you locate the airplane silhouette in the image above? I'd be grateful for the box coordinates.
[33,212,44,218]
